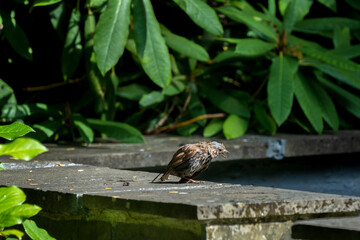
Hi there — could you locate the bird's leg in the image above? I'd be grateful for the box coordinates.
[179,177,204,184]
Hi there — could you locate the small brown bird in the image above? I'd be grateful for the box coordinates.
[152,141,228,183]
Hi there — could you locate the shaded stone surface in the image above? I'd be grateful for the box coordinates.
[1,131,359,170]
[292,216,360,240]
[1,165,360,239]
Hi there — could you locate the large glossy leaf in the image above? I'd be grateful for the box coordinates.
[203,118,223,137]
[267,54,298,125]
[0,9,32,61]
[0,186,26,214]
[318,0,337,12]
[201,86,250,118]
[218,6,278,42]
[333,27,350,48]
[23,220,56,240]
[223,114,249,139]
[117,83,151,101]
[317,74,360,119]
[303,57,360,89]
[87,118,145,143]
[61,8,82,80]
[0,138,48,161]
[0,204,41,228]
[234,38,276,56]
[173,0,223,35]
[294,73,323,133]
[139,91,165,107]
[94,0,131,75]
[133,0,171,88]
[161,25,209,62]
[310,78,339,131]
[0,122,34,141]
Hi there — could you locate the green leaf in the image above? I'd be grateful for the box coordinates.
[173,0,223,35]
[223,115,248,139]
[294,73,323,133]
[0,229,24,239]
[116,83,151,101]
[316,74,360,119]
[201,86,250,118]
[0,163,4,170]
[94,0,131,75]
[253,102,277,135]
[318,0,337,12]
[268,0,276,16]
[32,0,62,7]
[1,103,49,122]
[23,220,56,240]
[0,79,17,107]
[345,0,360,10]
[161,25,210,62]
[218,6,278,42]
[27,120,62,142]
[234,38,276,56]
[267,54,298,125]
[133,0,171,88]
[203,118,224,137]
[329,45,360,59]
[309,78,339,131]
[73,114,94,144]
[0,9,32,61]
[0,204,41,227]
[87,118,145,143]
[176,124,199,137]
[162,76,186,96]
[0,186,26,214]
[0,138,48,161]
[0,122,34,141]
[295,18,360,37]
[61,8,82,80]
[279,0,313,19]
[139,91,165,107]
[333,27,350,49]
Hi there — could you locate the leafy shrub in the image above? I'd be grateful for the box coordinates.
[0,0,359,142]
[0,122,53,239]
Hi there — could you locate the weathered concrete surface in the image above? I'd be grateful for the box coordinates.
[1,131,359,170]
[1,165,360,239]
[292,216,360,240]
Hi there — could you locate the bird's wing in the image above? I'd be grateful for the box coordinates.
[168,144,200,169]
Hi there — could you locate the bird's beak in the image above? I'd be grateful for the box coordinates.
[221,150,229,157]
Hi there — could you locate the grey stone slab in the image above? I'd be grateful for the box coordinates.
[1,165,359,222]
[292,216,360,240]
[1,131,359,170]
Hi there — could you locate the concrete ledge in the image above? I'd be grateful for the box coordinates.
[1,165,360,239]
[1,131,359,170]
[292,216,360,240]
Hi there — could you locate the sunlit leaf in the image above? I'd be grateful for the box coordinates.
[203,118,223,137]
[0,229,24,239]
[94,0,131,75]
[139,91,165,107]
[87,118,145,143]
[0,204,41,227]
[0,186,26,214]
[117,83,151,101]
[0,138,48,161]
[173,0,223,35]
[267,54,298,125]
[133,0,171,88]
[23,220,56,240]
[32,0,62,7]
[223,114,248,139]
[0,122,34,141]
